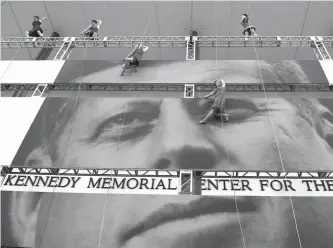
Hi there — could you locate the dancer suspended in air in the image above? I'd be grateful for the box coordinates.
[240,14,258,37]
[80,20,103,38]
[121,44,149,76]
[25,16,48,38]
[199,79,228,124]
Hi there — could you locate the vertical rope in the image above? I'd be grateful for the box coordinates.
[248,5,304,248]
[226,2,233,60]
[8,1,33,60]
[96,4,156,248]
[190,0,194,31]
[155,2,162,60]
[294,1,310,60]
[43,0,55,33]
[213,1,247,247]
[35,2,97,246]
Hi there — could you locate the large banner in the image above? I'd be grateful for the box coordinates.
[2,95,333,248]
[54,60,330,85]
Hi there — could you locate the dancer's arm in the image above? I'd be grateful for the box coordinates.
[80,25,92,34]
[240,16,246,24]
[127,48,137,58]
[40,17,48,23]
[203,90,216,99]
[96,20,103,29]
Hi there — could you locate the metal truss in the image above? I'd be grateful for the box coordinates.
[2,83,333,93]
[2,36,332,61]
[0,37,64,49]
[53,37,76,60]
[310,37,332,60]
[2,36,333,49]
[0,36,187,49]
[31,83,48,97]
[2,166,332,178]
[184,84,195,98]
[196,36,333,48]
[0,166,179,177]
[185,36,197,60]
[1,166,332,196]
[179,170,194,195]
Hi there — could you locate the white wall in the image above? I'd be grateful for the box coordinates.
[0,98,45,165]
[0,61,65,84]
[319,60,333,86]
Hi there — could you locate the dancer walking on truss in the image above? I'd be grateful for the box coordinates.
[80,20,103,38]
[240,14,258,37]
[199,79,228,124]
[121,44,149,76]
[25,16,48,38]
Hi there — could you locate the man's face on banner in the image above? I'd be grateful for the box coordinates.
[33,96,333,248]
[10,61,333,248]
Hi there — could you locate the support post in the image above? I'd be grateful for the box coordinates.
[184,84,195,98]
[179,170,194,195]
[311,36,332,60]
[54,37,76,60]
[185,33,197,60]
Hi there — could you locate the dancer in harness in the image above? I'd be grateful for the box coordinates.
[80,20,103,38]
[121,44,149,76]
[25,16,48,38]
[199,79,228,124]
[240,14,258,37]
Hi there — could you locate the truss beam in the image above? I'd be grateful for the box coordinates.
[1,166,333,196]
[2,36,333,49]
[1,83,332,93]
[2,166,332,178]
[185,36,197,60]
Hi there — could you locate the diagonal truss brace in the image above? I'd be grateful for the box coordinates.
[54,37,76,60]
[311,36,332,60]
[32,83,48,97]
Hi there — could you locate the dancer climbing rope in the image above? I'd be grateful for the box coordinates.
[199,79,228,124]
[80,20,103,38]
[120,44,149,76]
[25,16,48,38]
[240,14,258,37]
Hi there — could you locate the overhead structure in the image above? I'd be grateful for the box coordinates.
[1,36,332,97]
[1,166,333,196]
[2,36,333,49]
[2,82,333,95]
[1,36,333,60]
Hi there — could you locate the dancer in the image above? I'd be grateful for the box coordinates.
[121,44,149,76]
[25,16,48,38]
[80,20,103,38]
[199,79,227,124]
[240,14,258,37]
